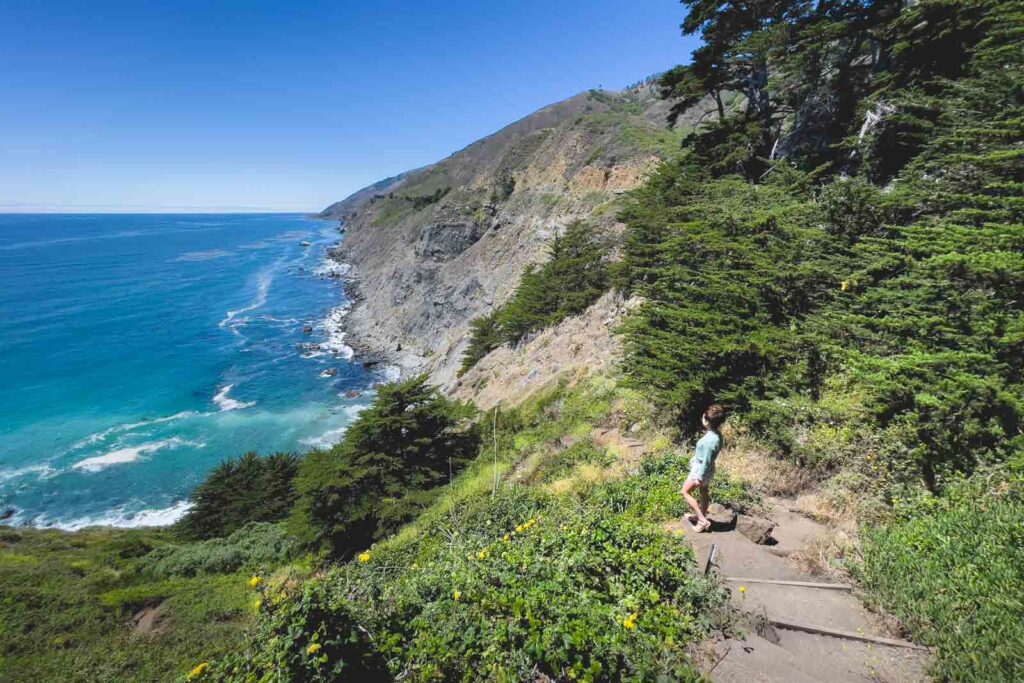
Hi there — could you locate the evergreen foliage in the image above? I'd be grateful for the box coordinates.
[289,375,480,557]
[179,452,299,540]
[626,0,1024,495]
[459,220,610,374]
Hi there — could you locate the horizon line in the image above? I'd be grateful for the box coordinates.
[0,205,319,215]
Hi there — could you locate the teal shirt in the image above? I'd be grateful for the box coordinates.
[690,430,722,480]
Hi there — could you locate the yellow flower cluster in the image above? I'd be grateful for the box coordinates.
[453,590,462,601]
[739,586,748,594]
[476,550,489,560]
[358,552,371,563]
[622,613,638,630]
[187,662,210,680]
[514,518,538,534]
[249,575,262,588]
[307,643,321,655]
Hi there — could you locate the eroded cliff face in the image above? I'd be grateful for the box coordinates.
[321,86,712,387]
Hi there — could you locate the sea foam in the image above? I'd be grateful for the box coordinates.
[41,500,194,531]
[72,437,202,473]
[213,384,256,411]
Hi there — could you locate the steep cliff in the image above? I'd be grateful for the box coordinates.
[321,85,715,386]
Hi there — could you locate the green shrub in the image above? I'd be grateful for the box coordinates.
[862,476,1024,682]
[460,221,610,373]
[319,487,724,682]
[289,375,480,557]
[212,581,390,682]
[818,177,889,241]
[141,522,298,577]
[179,451,299,539]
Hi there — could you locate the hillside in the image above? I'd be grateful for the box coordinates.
[3,2,1023,682]
[320,86,720,386]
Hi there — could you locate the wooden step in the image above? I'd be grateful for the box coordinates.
[769,618,931,651]
[725,576,853,591]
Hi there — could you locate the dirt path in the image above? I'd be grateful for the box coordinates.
[667,498,932,682]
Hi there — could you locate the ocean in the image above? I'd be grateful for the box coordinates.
[0,213,380,529]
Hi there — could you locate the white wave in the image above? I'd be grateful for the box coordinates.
[378,364,402,383]
[299,404,369,449]
[212,384,256,412]
[68,410,200,452]
[41,500,194,531]
[0,463,55,484]
[313,260,350,278]
[218,265,277,333]
[174,249,235,262]
[72,437,202,473]
[318,304,354,359]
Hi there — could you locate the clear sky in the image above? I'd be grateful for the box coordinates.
[0,1,697,212]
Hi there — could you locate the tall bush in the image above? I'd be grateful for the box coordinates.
[289,376,479,557]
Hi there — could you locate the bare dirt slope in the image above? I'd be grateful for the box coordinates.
[449,291,638,409]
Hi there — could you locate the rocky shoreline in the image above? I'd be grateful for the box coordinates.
[323,227,411,377]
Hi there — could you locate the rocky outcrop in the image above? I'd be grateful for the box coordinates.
[320,86,717,386]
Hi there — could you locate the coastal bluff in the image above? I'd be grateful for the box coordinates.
[320,86,715,388]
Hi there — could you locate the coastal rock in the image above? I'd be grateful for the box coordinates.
[707,503,738,528]
[414,221,485,261]
[0,508,15,522]
[321,368,338,377]
[345,389,362,399]
[737,514,777,545]
[302,325,313,335]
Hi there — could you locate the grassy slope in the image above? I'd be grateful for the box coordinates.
[0,527,253,682]
[213,377,757,682]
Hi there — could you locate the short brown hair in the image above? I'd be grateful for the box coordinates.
[704,404,726,429]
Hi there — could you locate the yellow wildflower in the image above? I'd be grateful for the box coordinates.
[739,586,747,594]
[623,613,638,630]
[187,662,210,680]
[841,280,850,292]
[453,590,462,601]
[503,534,510,542]
[358,552,371,563]
[249,576,262,588]
[307,643,321,655]
[477,551,487,560]
[515,525,524,533]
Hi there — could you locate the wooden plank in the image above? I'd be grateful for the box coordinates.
[704,543,718,576]
[724,577,853,591]
[769,618,931,651]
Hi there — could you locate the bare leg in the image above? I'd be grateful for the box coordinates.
[699,484,710,516]
[682,480,708,526]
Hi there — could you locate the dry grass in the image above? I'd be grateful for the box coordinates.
[718,434,817,498]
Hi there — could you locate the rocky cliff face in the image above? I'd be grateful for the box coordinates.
[321,86,713,387]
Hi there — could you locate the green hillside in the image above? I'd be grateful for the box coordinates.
[3,1,1022,681]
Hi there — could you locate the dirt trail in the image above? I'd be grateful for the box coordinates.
[667,498,932,682]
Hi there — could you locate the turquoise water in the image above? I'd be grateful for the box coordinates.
[0,213,378,529]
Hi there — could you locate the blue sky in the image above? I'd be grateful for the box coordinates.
[0,1,697,212]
